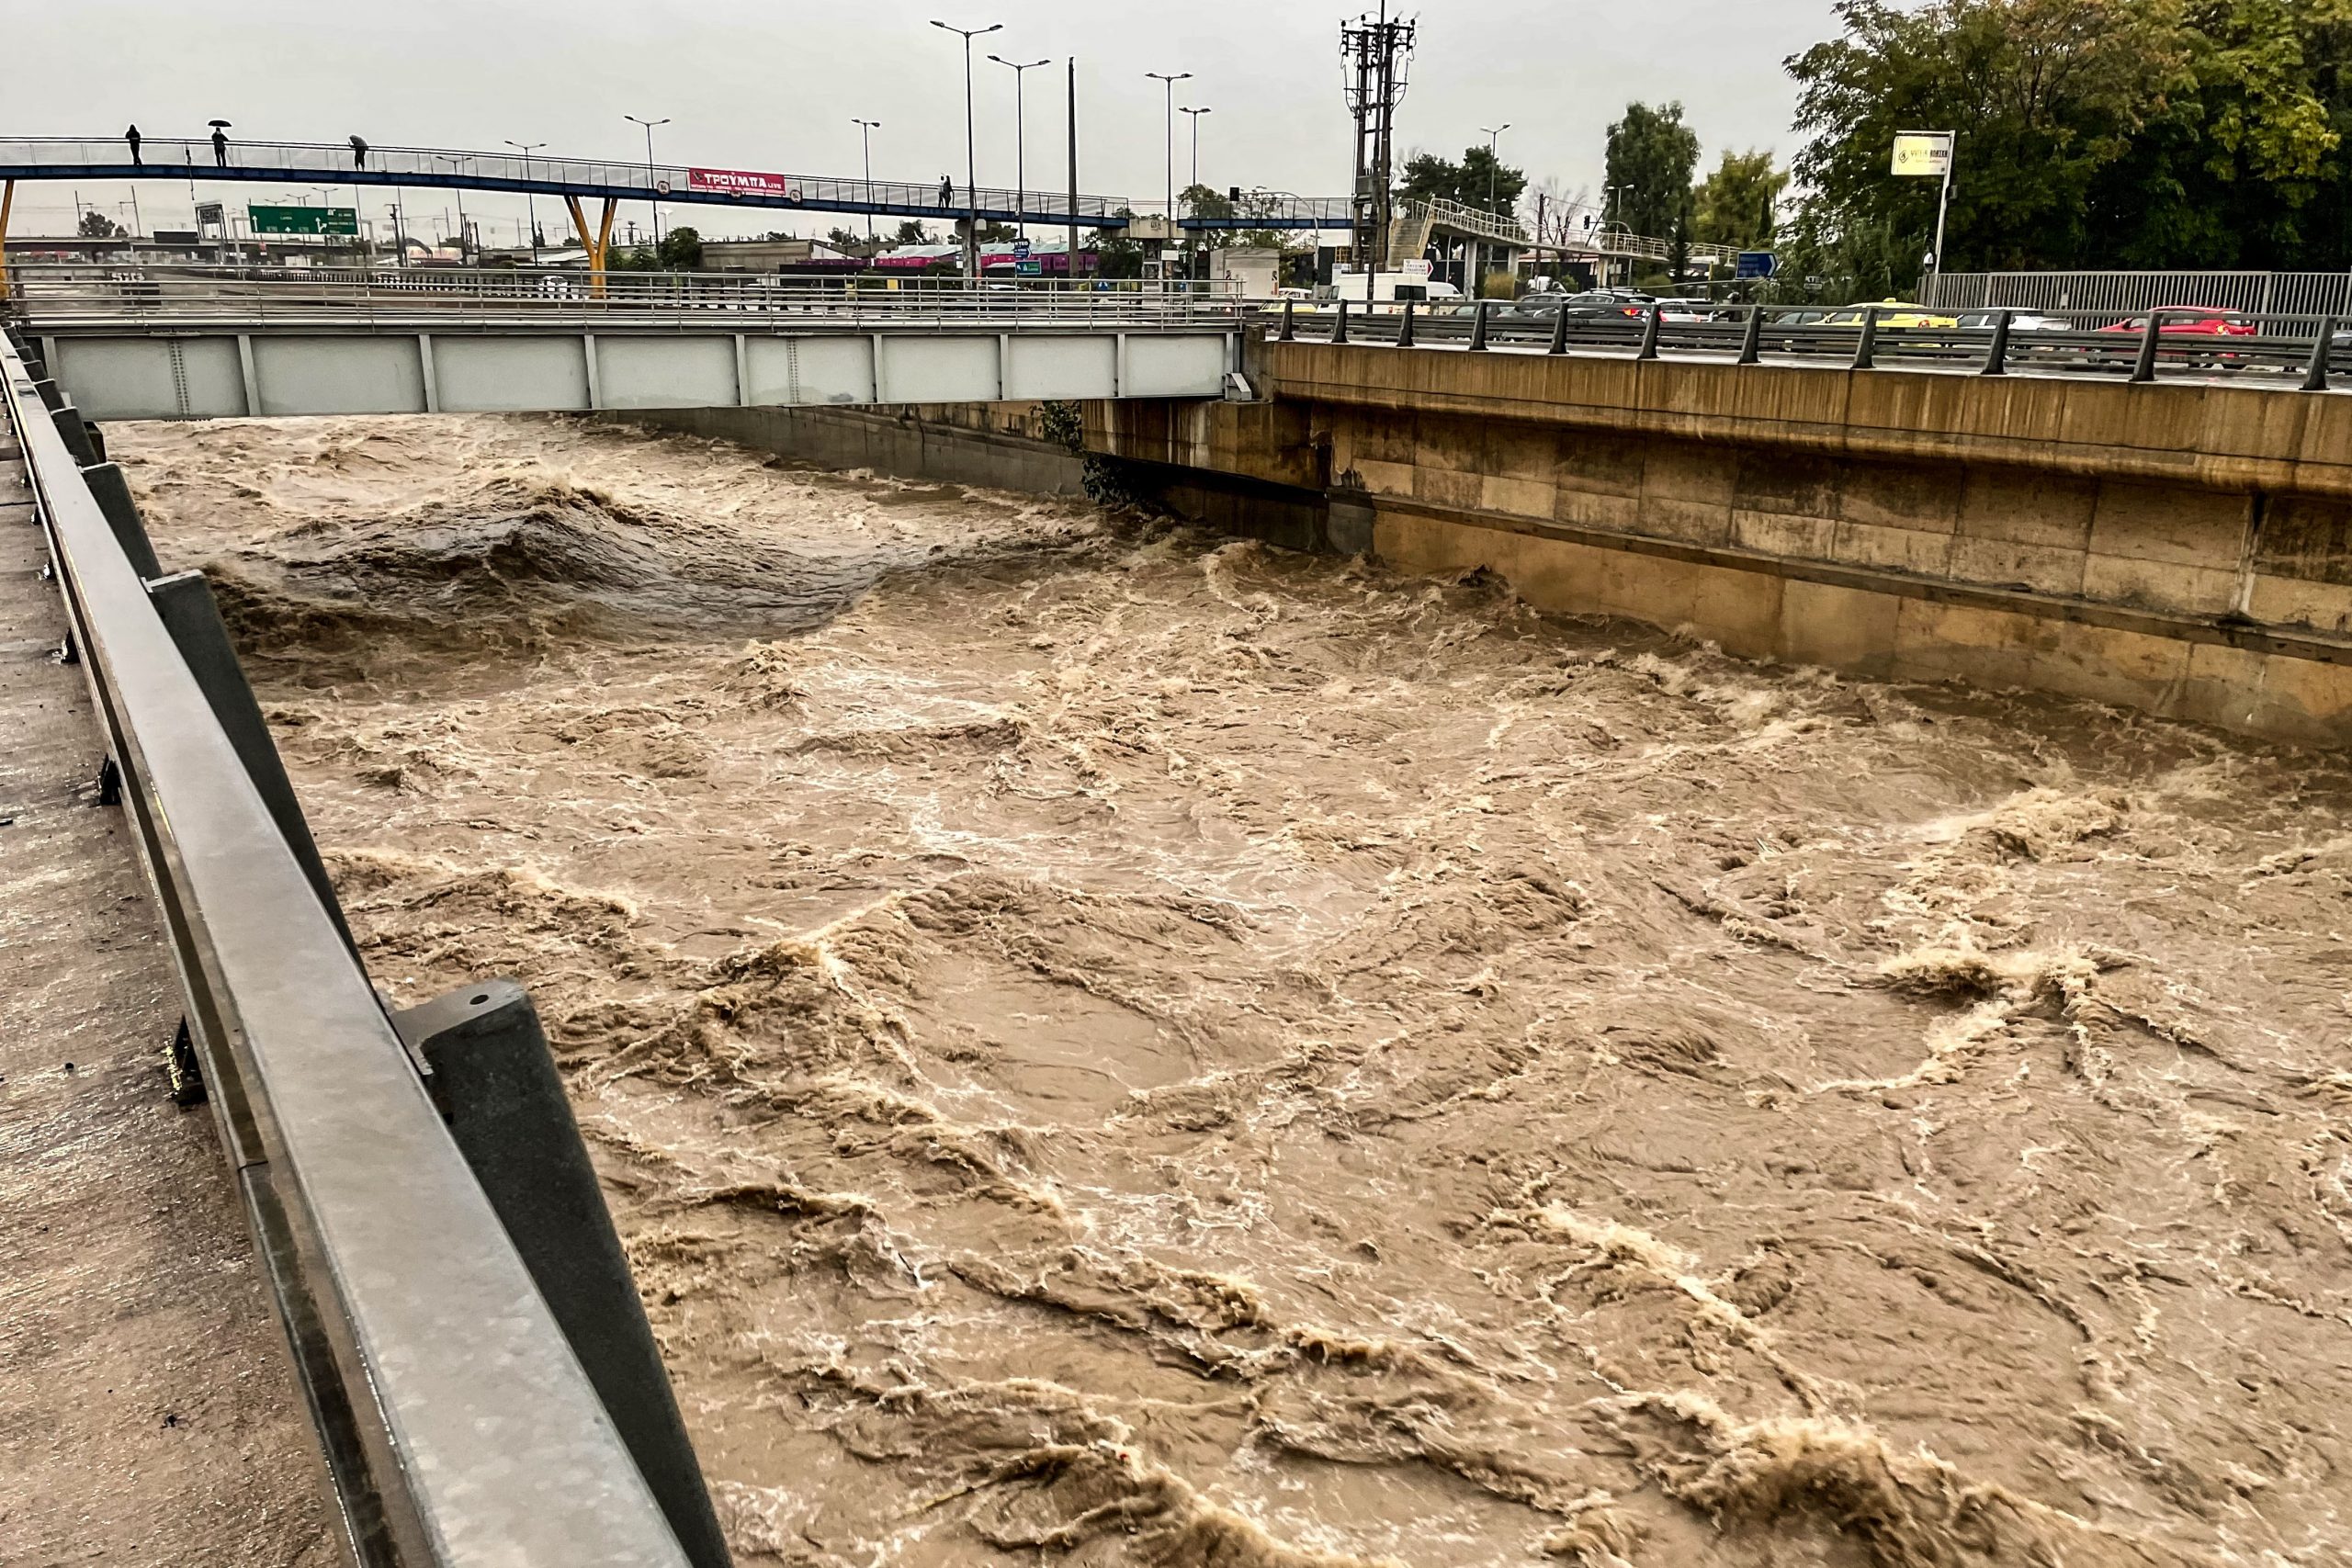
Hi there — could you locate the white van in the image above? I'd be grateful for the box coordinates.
[1332,270,1464,310]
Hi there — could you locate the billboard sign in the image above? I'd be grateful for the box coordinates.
[248,204,359,236]
[1735,250,1776,279]
[1891,131,1953,177]
[686,166,802,200]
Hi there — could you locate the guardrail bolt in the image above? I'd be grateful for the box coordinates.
[93,756,121,808]
[51,629,77,666]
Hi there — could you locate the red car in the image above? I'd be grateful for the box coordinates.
[2098,307,2258,338]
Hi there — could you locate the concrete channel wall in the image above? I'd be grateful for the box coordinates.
[1091,344,2352,746]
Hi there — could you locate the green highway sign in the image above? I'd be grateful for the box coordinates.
[248,204,359,236]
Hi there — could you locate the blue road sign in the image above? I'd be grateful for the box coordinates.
[1736,250,1777,279]
[1012,237,1033,260]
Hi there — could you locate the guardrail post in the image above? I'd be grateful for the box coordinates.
[1736,304,1764,366]
[1979,309,2013,376]
[1851,306,1879,370]
[1637,303,1661,361]
[50,403,97,466]
[2302,315,2335,392]
[1467,299,1489,351]
[390,980,734,1568]
[80,462,164,579]
[1547,304,1570,355]
[1396,299,1415,348]
[2131,310,2165,383]
[1278,299,1295,342]
[1332,299,1349,344]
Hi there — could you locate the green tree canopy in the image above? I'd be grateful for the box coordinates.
[77,209,127,239]
[1693,149,1789,247]
[1782,0,2350,286]
[1396,147,1530,215]
[656,225,703,271]
[1605,103,1702,241]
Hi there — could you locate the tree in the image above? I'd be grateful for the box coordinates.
[891,219,934,246]
[1605,103,1702,243]
[1693,149,1788,247]
[1096,209,1144,278]
[656,225,703,271]
[825,226,865,253]
[77,209,127,239]
[1396,147,1529,215]
[1397,151,1467,205]
[1782,0,2348,280]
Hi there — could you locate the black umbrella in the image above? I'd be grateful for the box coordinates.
[208,119,232,129]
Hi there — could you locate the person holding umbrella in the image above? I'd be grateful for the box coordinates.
[350,135,368,169]
[124,124,141,164]
[209,119,231,166]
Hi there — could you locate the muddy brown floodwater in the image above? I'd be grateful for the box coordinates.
[117,413,2352,1568]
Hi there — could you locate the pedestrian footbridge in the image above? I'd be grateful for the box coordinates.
[8,270,1246,419]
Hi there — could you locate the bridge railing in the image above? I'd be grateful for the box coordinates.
[1,326,710,1564]
[1261,297,2350,390]
[3,263,1250,330]
[0,137,1355,229]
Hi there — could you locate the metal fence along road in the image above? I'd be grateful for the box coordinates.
[1267,298,2352,391]
[1,265,1252,332]
[0,136,1355,230]
[1928,270,2352,319]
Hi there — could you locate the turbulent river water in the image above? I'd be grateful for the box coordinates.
[118,413,2352,1568]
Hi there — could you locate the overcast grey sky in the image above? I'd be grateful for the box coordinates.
[7,0,1839,242]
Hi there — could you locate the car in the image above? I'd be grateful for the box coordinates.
[1953,310,2073,333]
[1654,298,1717,321]
[2096,307,2257,338]
[1819,299,1960,329]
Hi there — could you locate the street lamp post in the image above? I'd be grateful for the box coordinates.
[852,118,882,244]
[506,141,547,265]
[1147,70,1192,288]
[435,153,472,262]
[988,54,1049,243]
[1477,123,1510,293]
[625,114,670,250]
[933,19,1003,279]
[1145,71,1192,221]
[1180,106,1211,189]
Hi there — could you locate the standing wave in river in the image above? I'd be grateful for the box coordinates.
[119,413,2352,1567]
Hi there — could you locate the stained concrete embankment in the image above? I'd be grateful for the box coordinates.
[1091,344,2352,744]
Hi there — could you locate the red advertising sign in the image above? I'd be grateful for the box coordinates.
[686,166,801,200]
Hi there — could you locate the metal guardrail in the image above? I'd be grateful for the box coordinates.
[0,136,1355,229]
[1266,298,2349,391]
[0,329,706,1565]
[4,265,1250,332]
